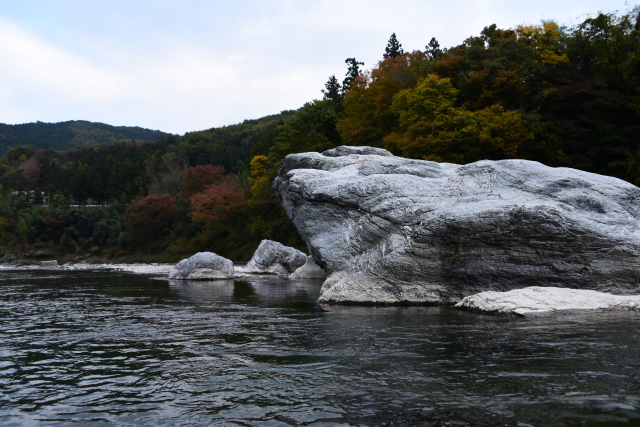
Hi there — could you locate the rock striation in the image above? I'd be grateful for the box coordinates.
[273,146,640,304]
[244,240,307,275]
[456,287,640,316]
[168,252,234,280]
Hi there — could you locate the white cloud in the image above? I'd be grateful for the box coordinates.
[0,16,323,132]
[0,0,634,133]
[0,17,129,102]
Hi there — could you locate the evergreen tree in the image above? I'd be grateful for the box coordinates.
[426,37,443,59]
[322,75,343,107]
[343,58,364,93]
[383,33,404,59]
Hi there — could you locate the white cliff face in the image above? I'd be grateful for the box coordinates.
[273,146,640,304]
[455,287,640,316]
[168,252,234,280]
[243,240,307,275]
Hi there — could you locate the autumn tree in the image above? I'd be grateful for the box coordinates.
[125,194,178,244]
[182,164,225,199]
[384,74,534,162]
[18,157,41,188]
[190,176,247,228]
[337,51,429,146]
[243,101,341,249]
[247,155,274,205]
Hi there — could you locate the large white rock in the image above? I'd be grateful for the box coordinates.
[290,256,327,279]
[244,240,307,275]
[168,252,234,280]
[273,146,640,304]
[455,286,640,316]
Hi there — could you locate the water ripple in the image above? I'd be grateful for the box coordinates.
[0,270,639,425]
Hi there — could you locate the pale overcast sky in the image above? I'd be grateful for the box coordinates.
[0,0,636,134]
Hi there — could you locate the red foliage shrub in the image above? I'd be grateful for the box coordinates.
[125,194,178,241]
[182,165,225,199]
[190,176,246,227]
[18,157,41,187]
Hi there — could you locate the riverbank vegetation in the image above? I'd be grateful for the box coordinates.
[1,7,638,263]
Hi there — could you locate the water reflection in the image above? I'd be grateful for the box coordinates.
[167,275,325,308]
[0,269,639,426]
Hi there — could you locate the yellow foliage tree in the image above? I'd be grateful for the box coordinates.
[384,74,534,163]
[247,155,275,206]
[337,52,429,146]
[517,21,569,66]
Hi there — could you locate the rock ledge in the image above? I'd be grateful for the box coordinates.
[456,287,640,316]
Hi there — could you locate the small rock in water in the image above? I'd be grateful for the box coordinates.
[41,260,58,267]
[168,252,234,280]
[244,240,307,275]
[455,287,640,316]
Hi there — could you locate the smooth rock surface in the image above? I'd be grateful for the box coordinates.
[290,256,327,279]
[273,146,640,304]
[168,252,234,280]
[456,286,640,316]
[244,240,307,275]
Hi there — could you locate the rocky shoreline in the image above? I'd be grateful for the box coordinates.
[456,287,640,316]
[3,257,639,317]
[5,145,640,317]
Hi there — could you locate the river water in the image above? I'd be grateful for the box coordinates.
[0,269,639,426]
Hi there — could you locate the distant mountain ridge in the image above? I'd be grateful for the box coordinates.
[0,120,170,155]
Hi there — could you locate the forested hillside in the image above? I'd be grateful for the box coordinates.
[0,120,170,155]
[0,7,638,263]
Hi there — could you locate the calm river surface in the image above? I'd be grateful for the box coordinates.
[0,268,639,426]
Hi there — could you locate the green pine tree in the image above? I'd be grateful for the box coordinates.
[342,58,364,93]
[322,75,343,108]
[383,33,404,59]
[426,37,443,59]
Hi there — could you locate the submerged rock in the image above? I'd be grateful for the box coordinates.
[290,256,327,279]
[61,262,174,275]
[273,146,640,304]
[41,260,58,267]
[168,252,234,280]
[456,287,640,316]
[244,240,307,275]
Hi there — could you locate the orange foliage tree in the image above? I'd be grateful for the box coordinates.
[337,52,430,146]
[190,176,247,228]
